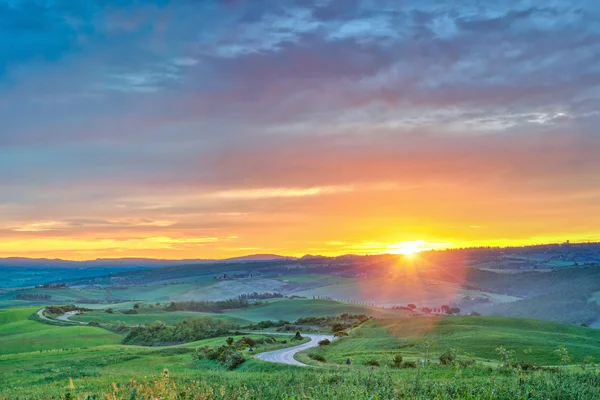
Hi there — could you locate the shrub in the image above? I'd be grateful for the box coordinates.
[318,339,331,346]
[308,354,326,362]
[105,308,114,314]
[292,331,303,341]
[334,331,348,337]
[439,350,457,366]
[224,351,245,370]
[193,345,246,370]
[239,337,256,347]
[402,361,418,368]
[87,321,101,327]
[364,359,380,367]
[391,354,403,368]
[512,361,535,371]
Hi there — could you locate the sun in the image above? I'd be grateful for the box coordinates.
[387,240,428,256]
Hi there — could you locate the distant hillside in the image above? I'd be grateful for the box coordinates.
[223,254,292,262]
[0,254,290,268]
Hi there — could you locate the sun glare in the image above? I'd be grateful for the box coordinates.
[387,240,428,255]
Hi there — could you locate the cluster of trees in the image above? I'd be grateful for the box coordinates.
[391,304,461,315]
[238,292,284,300]
[45,304,89,315]
[123,317,236,346]
[193,335,287,370]
[165,298,253,313]
[296,313,370,333]
[15,293,51,300]
[34,283,67,289]
[245,314,368,334]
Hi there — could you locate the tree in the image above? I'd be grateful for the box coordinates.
[581,356,595,371]
[391,354,403,368]
[226,337,234,346]
[421,307,432,314]
[293,330,303,341]
[105,308,114,314]
[555,345,572,366]
[421,339,434,365]
[407,304,417,310]
[447,307,461,315]
[495,346,515,368]
[440,305,450,313]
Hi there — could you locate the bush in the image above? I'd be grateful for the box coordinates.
[512,360,535,371]
[401,361,418,368]
[334,331,348,337]
[292,331,303,341]
[439,350,457,366]
[224,351,245,370]
[364,359,380,367]
[88,321,101,327]
[308,354,326,362]
[193,345,246,370]
[105,308,114,314]
[318,339,331,346]
[239,337,256,347]
[391,354,403,368]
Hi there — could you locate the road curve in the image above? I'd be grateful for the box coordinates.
[36,308,87,325]
[255,333,334,367]
[57,311,88,324]
[36,308,53,321]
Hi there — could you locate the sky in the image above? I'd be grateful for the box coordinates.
[1,0,600,260]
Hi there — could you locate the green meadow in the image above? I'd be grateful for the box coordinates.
[2,301,600,399]
[0,307,121,355]
[70,310,253,326]
[301,316,600,366]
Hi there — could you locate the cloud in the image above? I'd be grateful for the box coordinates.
[1,0,599,258]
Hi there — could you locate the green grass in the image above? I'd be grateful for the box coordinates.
[0,307,121,355]
[71,310,253,326]
[2,305,600,399]
[224,299,408,322]
[305,316,600,366]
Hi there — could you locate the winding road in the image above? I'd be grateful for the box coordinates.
[254,333,334,367]
[37,308,87,325]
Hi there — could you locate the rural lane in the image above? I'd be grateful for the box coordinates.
[37,308,87,325]
[254,333,334,367]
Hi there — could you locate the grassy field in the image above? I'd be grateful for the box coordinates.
[301,316,600,366]
[66,299,408,326]
[0,307,121,355]
[71,310,253,326]
[224,299,409,322]
[2,305,600,399]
